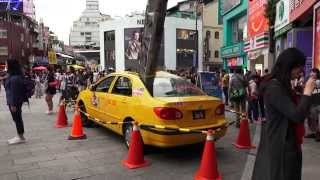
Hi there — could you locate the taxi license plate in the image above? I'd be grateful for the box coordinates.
[193,110,205,120]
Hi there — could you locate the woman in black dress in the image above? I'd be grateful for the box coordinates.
[45,68,56,114]
[252,48,316,180]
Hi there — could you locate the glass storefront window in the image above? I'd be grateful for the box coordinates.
[232,15,246,43]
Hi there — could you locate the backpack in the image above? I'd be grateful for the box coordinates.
[23,76,35,99]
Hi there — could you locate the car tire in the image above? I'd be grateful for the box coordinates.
[79,103,93,128]
[123,122,133,149]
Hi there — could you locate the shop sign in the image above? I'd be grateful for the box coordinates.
[221,43,243,58]
[48,51,57,65]
[275,0,290,32]
[313,2,320,69]
[290,0,317,22]
[244,32,269,52]
[248,0,269,39]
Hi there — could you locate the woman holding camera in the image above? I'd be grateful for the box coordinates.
[252,48,316,180]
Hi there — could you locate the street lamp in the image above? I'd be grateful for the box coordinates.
[195,0,203,72]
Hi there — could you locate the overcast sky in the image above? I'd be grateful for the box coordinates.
[35,0,184,44]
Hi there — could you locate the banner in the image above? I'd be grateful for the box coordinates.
[314,3,320,69]
[275,0,290,32]
[247,0,269,38]
[48,51,57,65]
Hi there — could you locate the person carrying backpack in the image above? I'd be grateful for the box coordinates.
[229,68,247,127]
[4,59,28,145]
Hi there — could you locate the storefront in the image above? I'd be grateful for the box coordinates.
[99,15,203,73]
[221,42,247,71]
[244,0,272,74]
[219,0,248,72]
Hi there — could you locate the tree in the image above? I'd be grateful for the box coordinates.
[141,0,168,83]
[264,0,277,54]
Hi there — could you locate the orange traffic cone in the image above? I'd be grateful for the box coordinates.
[122,122,150,169]
[194,130,221,180]
[68,107,86,140]
[233,115,255,149]
[55,100,68,128]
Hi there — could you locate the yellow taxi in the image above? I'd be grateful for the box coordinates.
[77,71,227,148]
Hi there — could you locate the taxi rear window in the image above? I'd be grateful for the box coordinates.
[146,76,205,97]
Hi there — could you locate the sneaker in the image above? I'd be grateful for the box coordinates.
[46,110,53,115]
[7,137,26,145]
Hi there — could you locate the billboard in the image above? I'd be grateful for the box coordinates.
[313,2,320,69]
[0,0,23,12]
[124,28,164,73]
[104,31,115,70]
[247,0,269,38]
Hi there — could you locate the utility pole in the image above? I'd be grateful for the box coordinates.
[141,0,168,82]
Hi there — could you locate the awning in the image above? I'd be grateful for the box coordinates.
[56,53,74,59]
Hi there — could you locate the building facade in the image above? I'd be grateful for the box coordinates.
[274,0,318,76]
[202,0,223,71]
[99,15,203,73]
[0,4,38,67]
[244,0,273,74]
[219,0,248,71]
[69,0,111,48]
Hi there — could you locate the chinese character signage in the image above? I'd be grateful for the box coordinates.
[48,51,57,65]
[247,0,269,38]
[313,2,320,69]
[290,0,317,22]
[275,0,290,32]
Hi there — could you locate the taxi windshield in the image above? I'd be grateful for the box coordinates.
[146,75,205,97]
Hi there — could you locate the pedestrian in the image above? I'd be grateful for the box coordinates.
[229,68,247,127]
[34,73,43,98]
[221,70,230,106]
[305,68,320,141]
[257,69,270,121]
[247,75,259,123]
[4,59,27,145]
[45,67,57,114]
[252,48,317,180]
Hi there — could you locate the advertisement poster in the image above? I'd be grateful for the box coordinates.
[247,0,269,38]
[0,0,23,12]
[124,28,164,73]
[198,72,222,98]
[275,0,290,32]
[104,31,115,70]
[314,3,320,69]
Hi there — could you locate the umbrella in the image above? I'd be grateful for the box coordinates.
[70,65,85,70]
[33,66,47,71]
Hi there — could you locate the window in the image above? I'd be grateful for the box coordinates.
[0,29,7,39]
[214,50,219,58]
[80,32,84,36]
[147,75,205,97]
[94,76,115,92]
[85,32,92,35]
[112,77,132,96]
[214,31,219,39]
[85,37,92,42]
[0,46,8,56]
[232,15,246,43]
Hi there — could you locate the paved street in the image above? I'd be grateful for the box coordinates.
[0,91,319,180]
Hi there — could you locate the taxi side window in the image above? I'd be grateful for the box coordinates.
[112,77,132,96]
[95,76,115,93]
